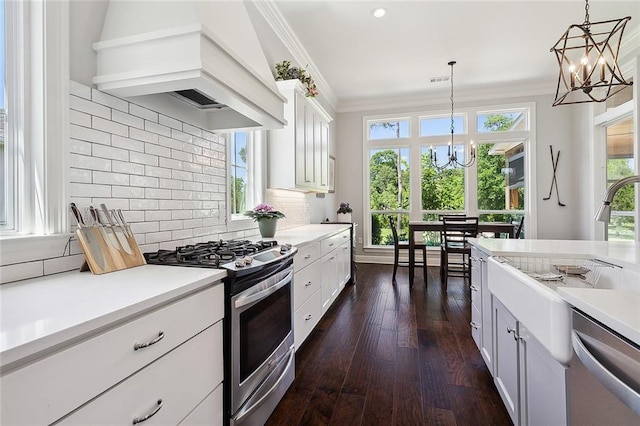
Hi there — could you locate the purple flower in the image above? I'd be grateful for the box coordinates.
[245,203,285,221]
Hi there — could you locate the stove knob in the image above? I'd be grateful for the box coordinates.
[234,259,245,268]
[243,256,253,265]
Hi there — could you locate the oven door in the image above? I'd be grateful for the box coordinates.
[230,266,294,416]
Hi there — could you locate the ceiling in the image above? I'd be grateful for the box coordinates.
[268,0,640,110]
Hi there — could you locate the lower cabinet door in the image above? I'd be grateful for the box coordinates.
[294,289,322,350]
[471,303,481,349]
[493,297,520,425]
[178,384,223,426]
[59,323,222,425]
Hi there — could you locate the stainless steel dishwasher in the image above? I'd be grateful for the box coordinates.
[569,309,640,425]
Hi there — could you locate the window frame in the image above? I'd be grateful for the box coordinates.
[0,0,70,263]
[225,130,265,230]
[362,102,536,250]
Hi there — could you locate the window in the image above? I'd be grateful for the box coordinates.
[227,131,264,221]
[1,0,68,237]
[605,116,635,241]
[363,104,533,248]
[368,147,409,246]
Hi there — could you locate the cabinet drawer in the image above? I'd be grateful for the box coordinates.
[294,242,321,271]
[321,229,350,256]
[471,304,481,349]
[294,289,322,350]
[1,284,223,426]
[470,279,481,308]
[59,322,223,425]
[178,384,223,425]
[293,260,321,310]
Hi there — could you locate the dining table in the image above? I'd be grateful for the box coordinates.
[408,221,516,287]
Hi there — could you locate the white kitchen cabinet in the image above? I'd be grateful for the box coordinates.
[493,296,567,426]
[321,250,339,314]
[1,282,224,425]
[269,79,333,192]
[470,246,494,375]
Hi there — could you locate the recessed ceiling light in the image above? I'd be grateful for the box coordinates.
[371,7,387,18]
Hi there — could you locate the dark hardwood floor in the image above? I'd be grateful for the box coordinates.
[267,263,511,426]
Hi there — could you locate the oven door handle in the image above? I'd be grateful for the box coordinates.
[234,270,293,308]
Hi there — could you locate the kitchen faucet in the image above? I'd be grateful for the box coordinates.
[594,175,640,223]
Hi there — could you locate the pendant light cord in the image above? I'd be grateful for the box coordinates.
[449,61,455,142]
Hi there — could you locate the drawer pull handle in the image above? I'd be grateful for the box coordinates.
[304,254,312,260]
[305,281,312,287]
[134,331,165,351]
[506,327,521,341]
[470,285,479,292]
[305,314,313,321]
[470,321,480,329]
[329,243,334,247]
[133,399,163,424]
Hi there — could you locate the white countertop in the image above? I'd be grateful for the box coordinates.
[472,238,640,347]
[0,265,225,370]
[273,223,351,247]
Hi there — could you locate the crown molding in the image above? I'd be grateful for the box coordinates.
[336,80,555,113]
[252,0,338,111]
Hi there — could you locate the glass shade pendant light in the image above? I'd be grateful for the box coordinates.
[429,61,476,170]
[550,0,632,106]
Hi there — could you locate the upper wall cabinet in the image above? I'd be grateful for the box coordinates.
[268,80,333,193]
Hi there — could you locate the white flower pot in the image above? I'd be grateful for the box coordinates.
[337,213,352,223]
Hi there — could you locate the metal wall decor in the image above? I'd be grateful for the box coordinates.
[543,145,565,207]
[429,61,476,170]
[550,0,633,106]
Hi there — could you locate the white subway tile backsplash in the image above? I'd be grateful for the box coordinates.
[43,254,84,275]
[158,135,181,149]
[171,129,192,143]
[171,209,193,220]
[130,221,160,234]
[121,210,145,222]
[172,170,194,181]
[1,261,44,284]
[70,139,92,155]
[202,131,218,142]
[130,175,159,188]
[172,228,194,240]
[130,199,159,210]
[91,88,128,112]
[183,181,203,191]
[145,165,172,179]
[130,104,158,122]
[93,144,129,162]
[112,134,144,153]
[92,116,129,137]
[183,218,203,229]
[192,137,211,149]
[159,178,183,190]
[145,188,172,199]
[112,109,145,129]
[194,174,213,183]
[171,149,193,162]
[145,120,171,137]
[131,127,159,144]
[145,231,172,244]
[172,190,194,200]
[70,124,111,145]
[182,123,203,137]
[70,109,92,127]
[159,157,183,170]
[192,209,211,218]
[70,168,92,183]
[159,200,183,210]
[113,160,144,176]
[145,143,171,158]
[70,153,111,171]
[181,143,203,155]
[70,80,91,99]
[92,198,130,210]
[130,151,159,167]
[93,171,130,186]
[193,155,211,166]
[70,182,111,198]
[159,114,182,130]
[71,95,110,119]
[183,162,204,174]
[112,185,145,198]
[145,210,172,221]
[183,200,203,210]
[160,220,184,231]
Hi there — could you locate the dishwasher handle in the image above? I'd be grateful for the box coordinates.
[571,330,640,415]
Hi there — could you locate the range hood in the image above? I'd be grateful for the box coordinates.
[93,1,286,131]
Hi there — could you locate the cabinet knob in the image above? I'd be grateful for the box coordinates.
[133,399,163,424]
[305,281,312,287]
[329,243,334,247]
[304,254,312,260]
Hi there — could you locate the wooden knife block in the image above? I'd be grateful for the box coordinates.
[76,225,146,274]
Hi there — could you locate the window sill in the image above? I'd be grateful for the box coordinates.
[0,234,75,267]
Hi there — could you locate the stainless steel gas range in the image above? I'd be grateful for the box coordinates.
[145,240,297,426]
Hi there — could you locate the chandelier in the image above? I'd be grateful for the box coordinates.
[550,0,632,106]
[429,61,476,170]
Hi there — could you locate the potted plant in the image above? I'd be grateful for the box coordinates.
[274,60,319,98]
[337,202,353,223]
[245,203,286,238]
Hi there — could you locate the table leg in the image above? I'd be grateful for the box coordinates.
[409,226,415,287]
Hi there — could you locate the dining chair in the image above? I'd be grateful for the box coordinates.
[438,215,469,280]
[388,216,427,284]
[441,216,479,288]
[512,217,525,239]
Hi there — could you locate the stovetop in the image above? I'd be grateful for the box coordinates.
[144,239,280,269]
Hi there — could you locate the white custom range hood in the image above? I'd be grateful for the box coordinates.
[93,1,286,131]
